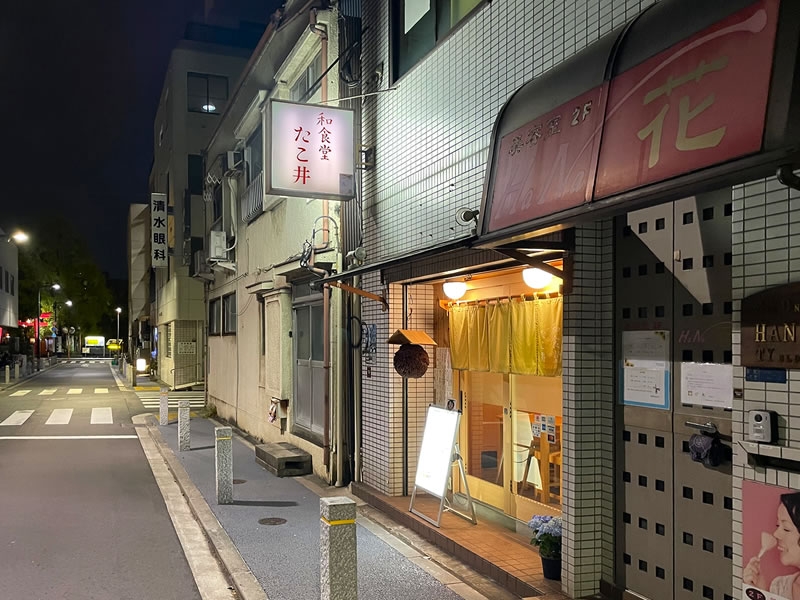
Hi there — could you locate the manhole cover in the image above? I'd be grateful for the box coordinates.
[258,517,287,526]
[233,479,246,484]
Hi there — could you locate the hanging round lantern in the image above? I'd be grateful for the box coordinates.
[393,344,430,378]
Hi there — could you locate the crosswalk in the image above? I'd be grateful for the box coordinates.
[8,388,110,397]
[0,407,117,427]
[136,390,205,411]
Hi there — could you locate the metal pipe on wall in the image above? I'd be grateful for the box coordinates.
[402,284,408,496]
[323,283,331,470]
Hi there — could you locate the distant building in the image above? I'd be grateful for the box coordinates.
[144,20,263,388]
[0,227,19,331]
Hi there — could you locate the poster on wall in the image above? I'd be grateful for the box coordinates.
[621,330,670,409]
[680,362,733,409]
[742,480,800,600]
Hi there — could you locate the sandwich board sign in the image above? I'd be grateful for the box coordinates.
[409,405,477,527]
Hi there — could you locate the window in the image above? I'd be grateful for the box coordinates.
[223,293,237,334]
[9,274,14,296]
[209,298,221,335]
[187,72,228,114]
[290,53,322,101]
[188,155,204,195]
[245,127,263,185]
[4,269,8,293]
[392,0,483,81]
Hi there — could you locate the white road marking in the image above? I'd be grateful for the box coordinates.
[67,388,82,395]
[0,435,137,440]
[90,407,113,424]
[45,409,73,425]
[0,410,35,426]
[10,390,31,397]
[94,388,108,394]
[39,389,56,396]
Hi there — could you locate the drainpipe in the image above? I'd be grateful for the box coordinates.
[309,7,330,246]
[323,283,331,472]
[353,274,362,483]
[335,281,345,487]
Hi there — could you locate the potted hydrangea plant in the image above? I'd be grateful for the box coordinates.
[528,515,563,580]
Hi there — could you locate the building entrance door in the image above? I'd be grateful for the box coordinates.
[293,294,325,441]
[615,190,734,600]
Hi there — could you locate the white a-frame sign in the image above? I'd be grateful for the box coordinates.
[409,405,477,527]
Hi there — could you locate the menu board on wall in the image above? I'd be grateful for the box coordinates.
[414,406,460,498]
[621,330,670,409]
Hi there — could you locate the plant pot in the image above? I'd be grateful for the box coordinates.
[541,555,562,580]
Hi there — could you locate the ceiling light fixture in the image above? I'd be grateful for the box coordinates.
[443,281,467,300]
[522,268,554,290]
[202,103,216,112]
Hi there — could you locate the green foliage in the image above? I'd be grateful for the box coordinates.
[16,221,114,337]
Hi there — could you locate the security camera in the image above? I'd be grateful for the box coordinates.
[455,208,479,227]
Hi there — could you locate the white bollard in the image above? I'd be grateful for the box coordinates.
[320,497,358,600]
[215,427,233,505]
[159,387,169,426]
[14,363,19,380]
[178,400,190,451]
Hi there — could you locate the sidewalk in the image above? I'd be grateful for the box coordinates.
[0,360,57,392]
[158,418,474,600]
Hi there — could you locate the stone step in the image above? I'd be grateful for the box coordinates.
[255,442,312,477]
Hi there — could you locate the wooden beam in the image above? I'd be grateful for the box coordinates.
[493,249,566,281]
[326,281,388,311]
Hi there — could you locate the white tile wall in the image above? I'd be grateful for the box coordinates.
[731,175,800,595]
[358,0,661,596]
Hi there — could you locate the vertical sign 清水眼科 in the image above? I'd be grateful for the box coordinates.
[267,100,355,201]
[151,193,168,269]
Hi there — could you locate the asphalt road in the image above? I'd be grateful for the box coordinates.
[0,361,201,600]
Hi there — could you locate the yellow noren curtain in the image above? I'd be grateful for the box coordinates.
[487,303,510,373]
[467,305,489,371]
[449,306,470,370]
[511,301,538,375]
[536,297,563,376]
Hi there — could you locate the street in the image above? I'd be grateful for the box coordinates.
[0,361,201,599]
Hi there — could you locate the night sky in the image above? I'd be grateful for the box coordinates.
[0,0,203,277]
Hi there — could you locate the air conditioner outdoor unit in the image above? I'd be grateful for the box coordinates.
[209,230,228,260]
[225,150,243,171]
[191,249,214,280]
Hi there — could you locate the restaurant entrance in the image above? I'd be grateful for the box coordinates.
[419,264,565,524]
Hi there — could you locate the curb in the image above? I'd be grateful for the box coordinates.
[0,362,58,392]
[135,414,268,600]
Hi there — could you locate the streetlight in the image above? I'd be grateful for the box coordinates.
[115,308,122,357]
[36,283,61,371]
[9,231,28,243]
[53,299,74,358]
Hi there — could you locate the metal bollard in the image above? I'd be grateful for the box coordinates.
[320,497,358,600]
[178,400,190,451]
[14,363,19,380]
[215,427,233,505]
[4,365,8,384]
[159,387,169,426]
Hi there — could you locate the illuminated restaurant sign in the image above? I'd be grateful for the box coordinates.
[266,100,355,201]
[484,0,781,235]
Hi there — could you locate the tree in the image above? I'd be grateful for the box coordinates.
[17,220,114,341]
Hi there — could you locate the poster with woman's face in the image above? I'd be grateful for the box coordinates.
[743,481,800,600]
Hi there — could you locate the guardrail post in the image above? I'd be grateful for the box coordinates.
[178,400,190,451]
[159,387,169,426]
[215,427,233,505]
[320,497,358,600]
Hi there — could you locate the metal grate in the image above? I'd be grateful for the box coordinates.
[241,171,264,223]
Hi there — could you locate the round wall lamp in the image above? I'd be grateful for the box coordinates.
[443,281,467,300]
[522,268,554,290]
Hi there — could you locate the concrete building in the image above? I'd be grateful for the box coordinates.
[147,21,262,388]
[308,0,800,599]
[0,227,19,331]
[199,0,359,485]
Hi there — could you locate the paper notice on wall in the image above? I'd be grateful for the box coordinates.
[623,367,668,408]
[622,330,670,409]
[404,0,430,33]
[623,330,669,369]
[680,362,733,409]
